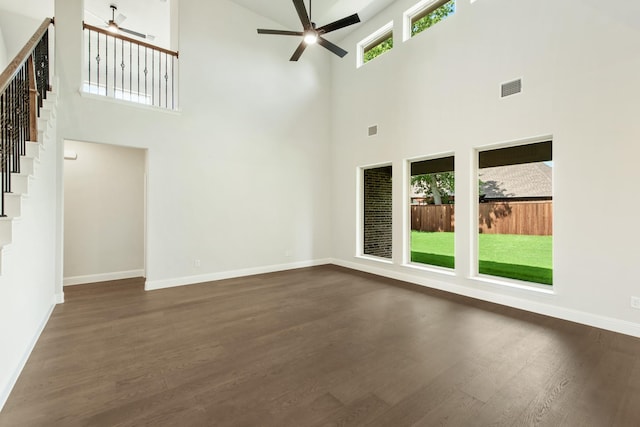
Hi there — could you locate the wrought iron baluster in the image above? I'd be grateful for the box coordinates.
[151,50,155,106]
[144,47,148,103]
[129,41,132,100]
[96,31,101,92]
[88,29,91,91]
[105,33,108,96]
[158,51,161,107]
[113,35,117,98]
[1,92,5,216]
[171,56,175,110]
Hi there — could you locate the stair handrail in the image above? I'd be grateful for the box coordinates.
[82,22,179,109]
[82,22,179,58]
[0,17,54,217]
[0,18,54,95]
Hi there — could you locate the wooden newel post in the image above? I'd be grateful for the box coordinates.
[27,55,39,142]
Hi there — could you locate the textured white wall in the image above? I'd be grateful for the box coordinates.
[330,0,640,336]
[63,140,145,283]
[0,23,7,70]
[0,9,41,60]
[54,0,333,291]
[0,116,58,409]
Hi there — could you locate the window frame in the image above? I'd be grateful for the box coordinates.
[358,163,394,262]
[357,21,394,68]
[473,137,554,291]
[405,154,456,272]
[403,0,455,42]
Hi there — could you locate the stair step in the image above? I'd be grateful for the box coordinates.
[0,218,13,246]
[37,117,51,132]
[25,141,40,160]
[3,193,25,218]
[10,173,31,195]
[18,156,37,176]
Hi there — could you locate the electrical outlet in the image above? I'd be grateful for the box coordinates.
[631,296,640,310]
[284,250,292,257]
[194,259,201,268]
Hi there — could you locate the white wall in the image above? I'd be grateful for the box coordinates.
[63,140,145,284]
[0,113,58,409]
[0,23,7,70]
[330,0,640,336]
[0,9,41,60]
[54,0,333,291]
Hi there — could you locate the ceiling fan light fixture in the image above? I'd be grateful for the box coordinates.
[107,21,119,33]
[303,31,318,45]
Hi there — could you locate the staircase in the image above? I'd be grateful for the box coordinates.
[0,18,60,411]
[0,91,57,272]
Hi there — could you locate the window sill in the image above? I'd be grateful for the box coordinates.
[79,90,182,115]
[403,262,456,277]
[471,274,555,295]
[355,255,394,265]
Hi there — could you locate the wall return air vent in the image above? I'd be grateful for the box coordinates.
[501,78,522,98]
[368,125,378,136]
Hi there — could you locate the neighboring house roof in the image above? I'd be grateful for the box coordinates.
[480,162,552,198]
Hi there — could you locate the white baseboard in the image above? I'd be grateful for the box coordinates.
[0,300,56,412]
[63,269,145,286]
[330,258,640,339]
[145,259,331,291]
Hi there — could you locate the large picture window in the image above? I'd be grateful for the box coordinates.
[363,165,393,259]
[478,141,553,285]
[409,156,455,269]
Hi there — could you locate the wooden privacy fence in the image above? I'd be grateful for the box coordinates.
[411,201,553,236]
[411,204,455,233]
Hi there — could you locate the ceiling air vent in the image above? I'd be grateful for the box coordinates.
[368,125,378,137]
[501,79,522,98]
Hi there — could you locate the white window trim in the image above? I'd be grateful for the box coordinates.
[472,135,554,290]
[357,162,393,259]
[404,152,456,269]
[357,21,394,68]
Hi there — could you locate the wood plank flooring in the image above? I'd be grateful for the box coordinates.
[1,265,639,426]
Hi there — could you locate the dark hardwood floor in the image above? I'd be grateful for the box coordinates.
[1,265,639,426]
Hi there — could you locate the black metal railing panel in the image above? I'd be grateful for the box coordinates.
[0,19,53,217]
[83,23,178,110]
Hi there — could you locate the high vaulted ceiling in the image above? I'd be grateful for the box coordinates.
[0,0,397,44]
[230,0,397,38]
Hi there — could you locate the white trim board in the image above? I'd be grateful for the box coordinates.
[145,259,332,291]
[63,269,145,286]
[0,297,56,412]
[329,258,640,339]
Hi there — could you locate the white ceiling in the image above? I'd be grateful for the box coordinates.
[231,0,396,37]
[83,0,171,47]
[0,0,396,44]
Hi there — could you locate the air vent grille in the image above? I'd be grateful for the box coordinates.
[501,79,522,98]
[368,125,378,137]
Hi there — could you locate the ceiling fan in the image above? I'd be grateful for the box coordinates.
[257,0,361,61]
[104,4,155,41]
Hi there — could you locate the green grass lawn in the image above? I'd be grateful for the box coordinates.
[411,231,553,285]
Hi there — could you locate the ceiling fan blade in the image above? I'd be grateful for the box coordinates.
[317,37,348,58]
[257,29,304,36]
[317,13,361,34]
[120,27,147,39]
[292,0,312,30]
[115,13,127,25]
[290,40,308,61]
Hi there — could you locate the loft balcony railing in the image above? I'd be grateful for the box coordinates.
[0,18,53,217]
[83,23,179,110]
